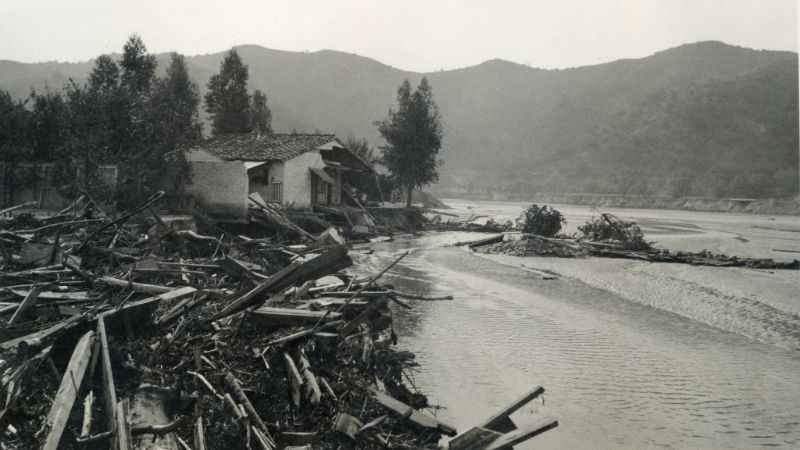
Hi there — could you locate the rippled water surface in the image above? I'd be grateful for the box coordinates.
[356,205,800,449]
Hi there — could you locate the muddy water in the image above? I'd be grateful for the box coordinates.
[354,206,800,449]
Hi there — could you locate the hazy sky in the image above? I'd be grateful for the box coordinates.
[0,0,796,71]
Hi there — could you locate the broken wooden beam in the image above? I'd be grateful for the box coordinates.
[116,399,133,450]
[448,386,553,450]
[2,314,88,353]
[7,285,42,325]
[42,330,95,450]
[368,386,457,436]
[484,418,558,450]
[249,307,342,327]
[284,353,303,408]
[225,372,276,447]
[98,276,176,295]
[213,245,351,320]
[97,317,118,448]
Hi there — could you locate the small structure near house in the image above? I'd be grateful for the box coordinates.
[185,133,375,222]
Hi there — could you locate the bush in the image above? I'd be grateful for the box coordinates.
[516,204,565,237]
[578,213,651,250]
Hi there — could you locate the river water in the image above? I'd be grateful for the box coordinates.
[353,201,800,449]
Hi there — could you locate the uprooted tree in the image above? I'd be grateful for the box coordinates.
[516,204,565,237]
[376,77,443,208]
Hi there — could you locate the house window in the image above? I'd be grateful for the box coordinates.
[316,180,329,204]
[268,182,283,202]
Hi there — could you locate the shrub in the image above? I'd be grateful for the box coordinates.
[578,213,651,250]
[516,204,565,237]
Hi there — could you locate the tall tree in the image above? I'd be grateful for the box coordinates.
[149,53,203,194]
[249,89,272,134]
[120,34,157,93]
[29,89,68,162]
[0,91,32,205]
[376,77,443,207]
[205,49,252,135]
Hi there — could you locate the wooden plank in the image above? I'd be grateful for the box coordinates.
[80,391,95,440]
[482,386,544,432]
[98,276,177,295]
[42,330,95,450]
[249,307,341,327]
[97,317,118,449]
[99,286,198,322]
[10,288,92,301]
[116,399,133,450]
[154,294,204,326]
[211,261,300,320]
[368,386,457,436]
[2,314,87,353]
[484,418,558,450]
[219,256,269,281]
[447,427,502,450]
[212,245,351,321]
[7,285,42,325]
[284,353,303,408]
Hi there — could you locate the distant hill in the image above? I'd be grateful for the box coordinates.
[1,41,796,198]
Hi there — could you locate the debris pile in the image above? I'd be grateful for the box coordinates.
[577,213,650,251]
[460,212,798,270]
[0,195,558,449]
[469,234,584,258]
[425,212,513,233]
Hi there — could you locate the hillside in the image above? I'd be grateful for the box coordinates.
[0,41,796,198]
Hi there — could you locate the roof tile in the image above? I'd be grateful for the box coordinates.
[192,133,337,162]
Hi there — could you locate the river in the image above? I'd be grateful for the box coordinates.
[352,200,800,449]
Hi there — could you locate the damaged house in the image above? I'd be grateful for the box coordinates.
[185,133,377,226]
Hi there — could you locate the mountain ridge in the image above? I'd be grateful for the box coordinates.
[0,40,796,198]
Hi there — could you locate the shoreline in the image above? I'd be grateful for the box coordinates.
[431,193,800,216]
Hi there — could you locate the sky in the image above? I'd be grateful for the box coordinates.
[0,0,797,72]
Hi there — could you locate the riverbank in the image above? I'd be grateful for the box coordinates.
[359,227,800,449]
[431,192,800,215]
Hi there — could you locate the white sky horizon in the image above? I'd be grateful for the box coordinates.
[0,0,797,72]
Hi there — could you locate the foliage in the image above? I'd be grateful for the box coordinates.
[205,50,251,135]
[249,89,272,134]
[376,77,443,207]
[0,35,202,208]
[204,49,273,137]
[516,204,565,237]
[578,213,651,250]
[344,136,379,168]
[120,34,157,93]
[148,53,203,199]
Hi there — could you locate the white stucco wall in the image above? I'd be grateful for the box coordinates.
[248,162,286,203]
[186,160,249,220]
[283,151,326,208]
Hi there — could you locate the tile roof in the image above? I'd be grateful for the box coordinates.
[193,133,338,162]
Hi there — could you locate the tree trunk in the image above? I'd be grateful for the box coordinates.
[405,186,413,208]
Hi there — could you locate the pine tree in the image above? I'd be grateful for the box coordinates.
[377,77,443,207]
[205,49,252,135]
